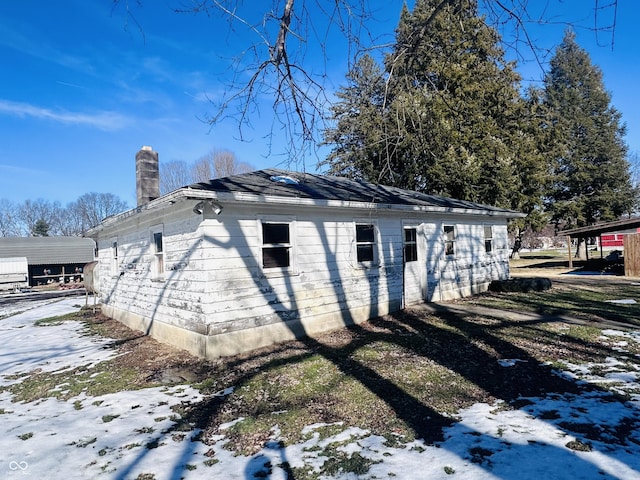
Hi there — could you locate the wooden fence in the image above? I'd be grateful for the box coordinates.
[624,233,640,277]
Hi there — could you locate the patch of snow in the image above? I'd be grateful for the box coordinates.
[602,329,627,337]
[498,359,527,367]
[605,299,637,304]
[0,298,116,387]
[212,386,235,398]
[219,417,245,430]
[0,296,64,319]
[301,422,344,435]
[566,271,616,276]
[270,175,299,185]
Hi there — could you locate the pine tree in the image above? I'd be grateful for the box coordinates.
[388,0,531,206]
[322,54,388,182]
[323,0,547,213]
[543,30,637,229]
[32,218,50,237]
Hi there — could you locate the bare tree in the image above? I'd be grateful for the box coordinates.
[113,1,619,166]
[71,193,129,231]
[58,203,87,236]
[195,150,254,179]
[191,156,213,185]
[160,160,193,195]
[18,199,65,237]
[0,199,21,237]
[159,150,255,195]
[0,193,129,237]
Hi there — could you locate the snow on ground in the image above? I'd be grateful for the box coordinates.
[0,297,116,386]
[0,295,68,320]
[2,299,640,479]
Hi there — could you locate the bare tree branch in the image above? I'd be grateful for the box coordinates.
[111,0,619,168]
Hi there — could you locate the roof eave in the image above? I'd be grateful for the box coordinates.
[86,187,524,236]
[187,189,525,218]
[85,189,188,236]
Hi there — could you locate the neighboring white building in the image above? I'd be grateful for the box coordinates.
[0,236,96,286]
[86,148,523,359]
[0,257,28,291]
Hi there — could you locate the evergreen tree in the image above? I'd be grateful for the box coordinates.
[32,219,50,237]
[322,54,388,182]
[543,30,637,229]
[324,0,547,214]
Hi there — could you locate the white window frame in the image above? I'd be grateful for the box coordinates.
[354,221,379,267]
[403,225,419,263]
[258,217,296,275]
[110,237,119,276]
[483,225,493,254]
[444,225,456,256]
[150,225,165,279]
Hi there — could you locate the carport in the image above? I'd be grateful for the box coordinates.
[560,218,640,275]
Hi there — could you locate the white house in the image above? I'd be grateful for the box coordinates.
[86,147,523,359]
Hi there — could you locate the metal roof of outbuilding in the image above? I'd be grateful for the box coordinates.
[0,237,95,265]
[559,217,640,238]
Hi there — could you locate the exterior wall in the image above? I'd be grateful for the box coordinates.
[0,257,29,291]
[428,222,510,301]
[95,201,511,358]
[600,234,625,248]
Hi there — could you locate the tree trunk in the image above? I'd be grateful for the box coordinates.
[574,237,587,259]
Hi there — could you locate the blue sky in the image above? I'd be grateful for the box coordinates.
[0,1,638,207]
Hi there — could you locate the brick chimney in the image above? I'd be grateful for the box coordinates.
[136,146,159,206]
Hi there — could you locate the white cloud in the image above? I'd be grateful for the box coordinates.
[0,163,45,176]
[0,99,130,131]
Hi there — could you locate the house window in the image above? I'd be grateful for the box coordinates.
[484,225,493,253]
[356,224,376,263]
[404,227,418,263]
[262,222,291,268]
[444,225,455,256]
[111,239,118,275]
[152,230,164,276]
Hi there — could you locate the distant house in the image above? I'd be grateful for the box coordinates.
[0,236,96,286]
[599,229,640,248]
[600,234,626,248]
[86,147,523,359]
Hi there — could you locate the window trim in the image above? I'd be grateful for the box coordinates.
[110,237,119,276]
[483,225,493,254]
[403,226,418,263]
[443,225,456,256]
[150,225,165,279]
[354,221,379,267]
[258,217,296,275]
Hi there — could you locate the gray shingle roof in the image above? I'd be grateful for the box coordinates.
[186,169,521,215]
[0,237,95,265]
